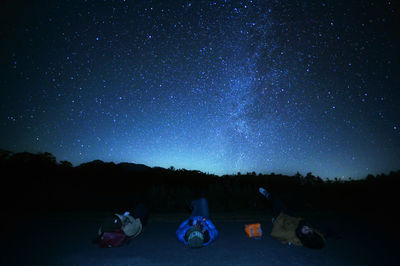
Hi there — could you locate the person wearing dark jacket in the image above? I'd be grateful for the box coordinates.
[176,198,218,248]
[259,187,325,249]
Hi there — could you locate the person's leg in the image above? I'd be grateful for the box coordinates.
[190,198,210,219]
[269,194,292,218]
[131,203,149,226]
[259,187,292,218]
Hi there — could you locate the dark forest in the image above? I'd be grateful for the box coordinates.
[1,150,398,220]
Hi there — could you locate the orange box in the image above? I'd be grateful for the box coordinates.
[244,223,263,239]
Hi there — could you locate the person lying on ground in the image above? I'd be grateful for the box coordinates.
[176,197,218,248]
[96,202,149,247]
[259,187,325,249]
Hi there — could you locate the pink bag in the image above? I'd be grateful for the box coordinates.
[98,230,127,248]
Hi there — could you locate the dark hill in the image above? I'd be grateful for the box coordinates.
[118,162,152,172]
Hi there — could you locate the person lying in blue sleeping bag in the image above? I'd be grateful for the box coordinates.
[176,198,218,248]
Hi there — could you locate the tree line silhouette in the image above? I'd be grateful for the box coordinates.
[1,150,399,217]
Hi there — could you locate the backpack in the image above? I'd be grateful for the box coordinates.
[244,223,263,239]
[98,230,127,248]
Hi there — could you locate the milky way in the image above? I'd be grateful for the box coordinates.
[1,0,399,178]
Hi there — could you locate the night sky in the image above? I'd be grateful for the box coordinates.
[1,0,399,179]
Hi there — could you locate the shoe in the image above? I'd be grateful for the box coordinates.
[258,187,270,198]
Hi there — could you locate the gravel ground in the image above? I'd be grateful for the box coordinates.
[1,210,398,266]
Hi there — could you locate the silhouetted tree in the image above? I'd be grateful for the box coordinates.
[0,149,12,161]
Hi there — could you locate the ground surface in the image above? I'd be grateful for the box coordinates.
[1,210,398,266]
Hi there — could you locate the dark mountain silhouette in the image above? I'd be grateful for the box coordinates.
[118,162,152,172]
[76,160,159,174]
